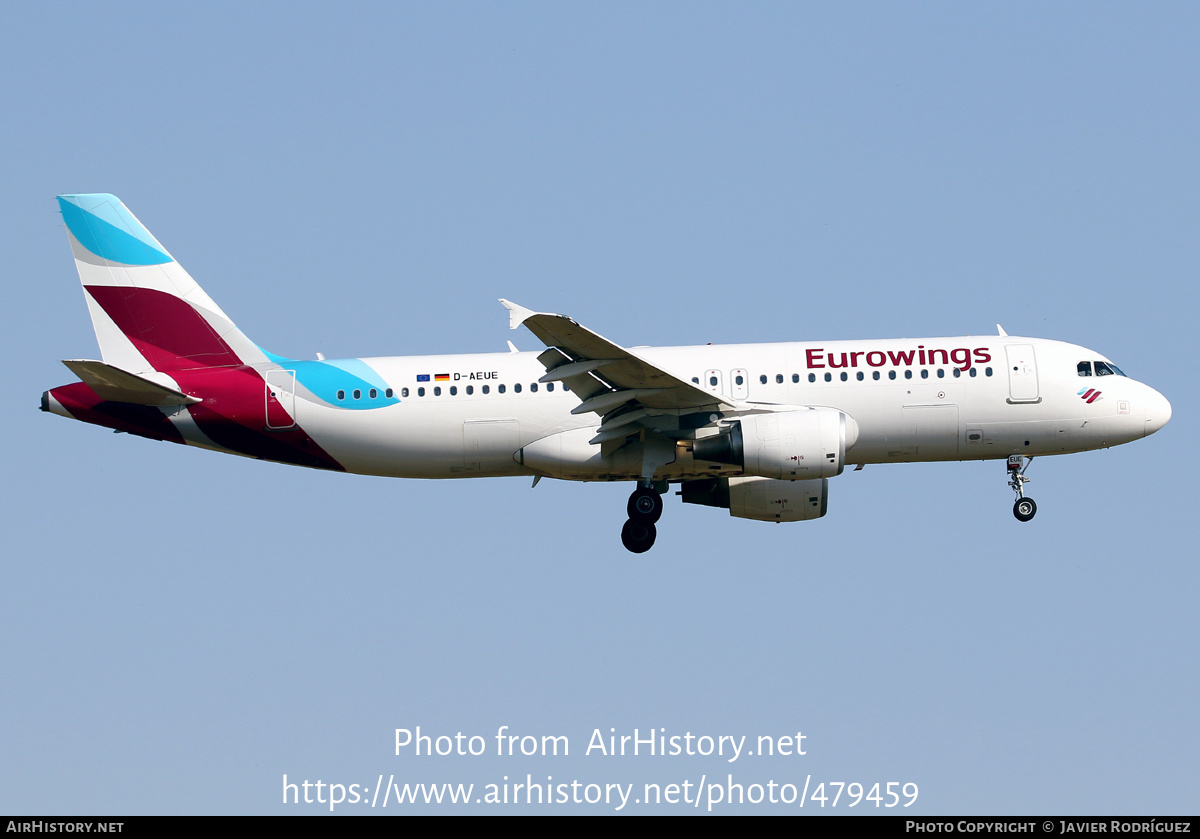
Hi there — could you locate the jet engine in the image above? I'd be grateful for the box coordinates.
[691,408,857,479]
[681,476,828,522]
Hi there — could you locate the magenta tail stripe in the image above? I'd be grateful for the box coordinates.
[85,285,242,370]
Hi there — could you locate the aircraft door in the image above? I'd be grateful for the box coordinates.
[704,369,724,396]
[730,368,749,400]
[463,418,520,473]
[1005,345,1040,403]
[265,369,296,429]
[901,404,959,459]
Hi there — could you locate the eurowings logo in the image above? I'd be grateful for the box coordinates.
[1078,387,1102,404]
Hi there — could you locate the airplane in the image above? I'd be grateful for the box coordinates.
[42,194,1172,553]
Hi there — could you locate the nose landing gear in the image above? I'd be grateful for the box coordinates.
[1013,496,1037,522]
[1007,455,1037,522]
[621,483,664,552]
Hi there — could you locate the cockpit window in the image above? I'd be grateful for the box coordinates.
[1081,360,1126,377]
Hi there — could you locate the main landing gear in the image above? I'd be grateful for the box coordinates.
[621,483,663,553]
[1007,455,1037,522]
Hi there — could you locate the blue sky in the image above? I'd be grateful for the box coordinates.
[3,2,1196,814]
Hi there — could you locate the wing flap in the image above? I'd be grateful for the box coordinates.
[535,347,608,400]
[537,357,619,383]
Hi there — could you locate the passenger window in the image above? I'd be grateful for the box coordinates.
[1077,361,1093,377]
[337,390,345,400]
[937,369,944,378]
[759,375,767,384]
[710,376,718,387]
[776,374,784,384]
[386,388,394,398]
[920,369,928,379]
[790,374,797,384]
[547,382,554,392]
[985,367,993,377]
[904,370,912,380]
[499,384,506,394]
[692,377,700,384]
[514,384,522,393]
[969,368,977,378]
[889,370,897,380]
[482,385,489,394]
[369,388,378,398]
[466,385,474,395]
[353,389,361,399]
[953,368,961,378]
[531,383,538,392]
[840,372,848,381]
[808,373,816,383]
[563,384,570,391]
[872,371,880,381]
[418,387,425,397]
[449,386,457,395]
[400,388,407,397]
[433,386,441,396]
[856,371,864,381]
[824,372,832,382]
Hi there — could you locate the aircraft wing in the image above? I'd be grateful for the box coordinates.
[500,300,740,449]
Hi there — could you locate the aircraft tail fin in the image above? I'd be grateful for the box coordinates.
[57,194,267,374]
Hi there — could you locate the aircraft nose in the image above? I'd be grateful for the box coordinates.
[1143,388,1172,437]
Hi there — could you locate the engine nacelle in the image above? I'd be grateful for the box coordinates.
[681,476,828,522]
[692,408,857,479]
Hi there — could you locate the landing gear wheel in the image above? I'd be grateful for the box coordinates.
[1006,456,1037,522]
[627,486,664,523]
[621,519,657,553]
[1013,497,1037,522]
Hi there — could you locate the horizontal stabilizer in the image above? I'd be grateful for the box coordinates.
[61,359,201,406]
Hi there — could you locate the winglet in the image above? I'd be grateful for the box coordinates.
[499,299,537,330]
[997,324,1008,337]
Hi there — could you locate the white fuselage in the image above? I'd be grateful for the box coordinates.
[274,335,1170,481]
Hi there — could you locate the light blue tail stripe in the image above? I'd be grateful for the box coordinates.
[58,194,172,266]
